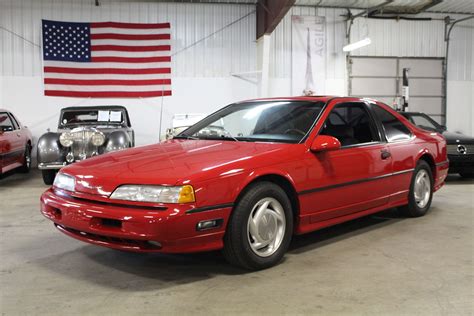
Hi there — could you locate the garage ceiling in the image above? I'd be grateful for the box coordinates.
[164,0,474,14]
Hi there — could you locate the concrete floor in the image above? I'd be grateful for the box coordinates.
[0,170,473,315]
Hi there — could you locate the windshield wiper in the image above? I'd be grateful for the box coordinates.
[173,135,200,140]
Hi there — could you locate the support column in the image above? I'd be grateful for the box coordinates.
[257,34,271,97]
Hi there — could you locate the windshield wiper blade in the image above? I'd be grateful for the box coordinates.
[173,135,199,140]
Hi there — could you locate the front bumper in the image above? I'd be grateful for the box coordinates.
[40,189,233,253]
[38,162,67,170]
[447,154,474,174]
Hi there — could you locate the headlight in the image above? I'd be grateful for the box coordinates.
[91,132,105,146]
[53,173,75,191]
[59,132,74,147]
[110,185,195,203]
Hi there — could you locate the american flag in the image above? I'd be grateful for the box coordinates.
[41,19,172,98]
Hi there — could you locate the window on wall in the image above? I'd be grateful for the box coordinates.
[320,103,379,147]
[372,105,412,142]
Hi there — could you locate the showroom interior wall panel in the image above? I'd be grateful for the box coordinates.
[1,0,258,151]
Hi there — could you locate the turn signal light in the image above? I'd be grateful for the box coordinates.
[178,185,196,203]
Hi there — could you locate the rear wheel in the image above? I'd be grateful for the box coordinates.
[19,145,31,173]
[223,182,293,270]
[459,172,474,178]
[399,160,433,217]
[42,170,57,185]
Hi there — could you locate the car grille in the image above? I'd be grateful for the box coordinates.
[69,127,100,160]
[447,144,474,155]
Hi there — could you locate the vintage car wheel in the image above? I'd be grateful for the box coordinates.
[459,172,474,178]
[42,170,57,185]
[19,145,31,173]
[400,160,434,217]
[223,181,293,270]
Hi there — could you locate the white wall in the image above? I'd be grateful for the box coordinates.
[446,20,474,136]
[0,0,258,149]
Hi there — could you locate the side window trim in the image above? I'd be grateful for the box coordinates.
[8,113,20,130]
[318,101,382,149]
[371,104,414,143]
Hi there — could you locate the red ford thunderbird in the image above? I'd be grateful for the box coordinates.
[40,97,448,270]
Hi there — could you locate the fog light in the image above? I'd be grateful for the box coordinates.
[196,219,223,231]
[147,241,162,248]
[66,152,74,163]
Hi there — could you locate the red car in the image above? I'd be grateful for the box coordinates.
[40,97,448,270]
[0,109,33,175]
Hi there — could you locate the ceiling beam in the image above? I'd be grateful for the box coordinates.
[256,0,295,39]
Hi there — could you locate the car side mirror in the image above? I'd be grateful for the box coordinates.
[440,125,447,131]
[310,135,341,153]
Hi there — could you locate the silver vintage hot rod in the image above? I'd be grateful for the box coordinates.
[37,105,135,184]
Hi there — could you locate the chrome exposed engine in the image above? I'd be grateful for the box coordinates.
[59,126,105,161]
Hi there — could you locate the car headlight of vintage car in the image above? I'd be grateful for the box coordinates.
[53,173,75,191]
[91,131,105,146]
[110,185,195,203]
[59,132,74,147]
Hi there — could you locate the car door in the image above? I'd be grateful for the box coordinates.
[371,103,416,204]
[302,101,393,223]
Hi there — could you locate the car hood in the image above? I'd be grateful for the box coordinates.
[62,139,291,196]
[442,131,474,144]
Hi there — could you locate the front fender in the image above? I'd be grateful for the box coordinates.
[37,132,65,164]
[104,131,132,153]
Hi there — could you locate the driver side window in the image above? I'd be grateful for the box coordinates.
[320,103,379,147]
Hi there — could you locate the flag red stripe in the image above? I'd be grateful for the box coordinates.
[44,66,171,74]
[91,45,171,52]
[91,22,170,29]
[91,33,171,40]
[45,90,172,98]
[44,78,172,86]
[91,56,171,63]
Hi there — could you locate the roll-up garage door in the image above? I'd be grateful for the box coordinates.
[348,57,445,124]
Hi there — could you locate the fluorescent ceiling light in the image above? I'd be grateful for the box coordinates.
[343,37,372,52]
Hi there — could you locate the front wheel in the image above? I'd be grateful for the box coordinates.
[42,170,57,185]
[19,145,32,173]
[223,182,293,270]
[399,160,434,217]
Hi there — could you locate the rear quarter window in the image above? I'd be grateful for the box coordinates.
[373,105,412,142]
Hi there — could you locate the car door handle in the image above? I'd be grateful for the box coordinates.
[381,150,391,160]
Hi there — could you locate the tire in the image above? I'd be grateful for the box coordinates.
[42,170,57,185]
[459,172,474,178]
[19,145,31,173]
[223,181,293,270]
[399,160,434,217]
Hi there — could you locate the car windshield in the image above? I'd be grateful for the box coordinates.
[410,114,440,131]
[60,109,124,126]
[177,101,325,143]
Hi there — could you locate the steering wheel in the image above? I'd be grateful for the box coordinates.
[284,128,306,136]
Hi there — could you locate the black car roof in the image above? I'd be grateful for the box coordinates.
[61,105,128,112]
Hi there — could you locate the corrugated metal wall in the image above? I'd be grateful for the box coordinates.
[350,17,446,57]
[0,0,257,77]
